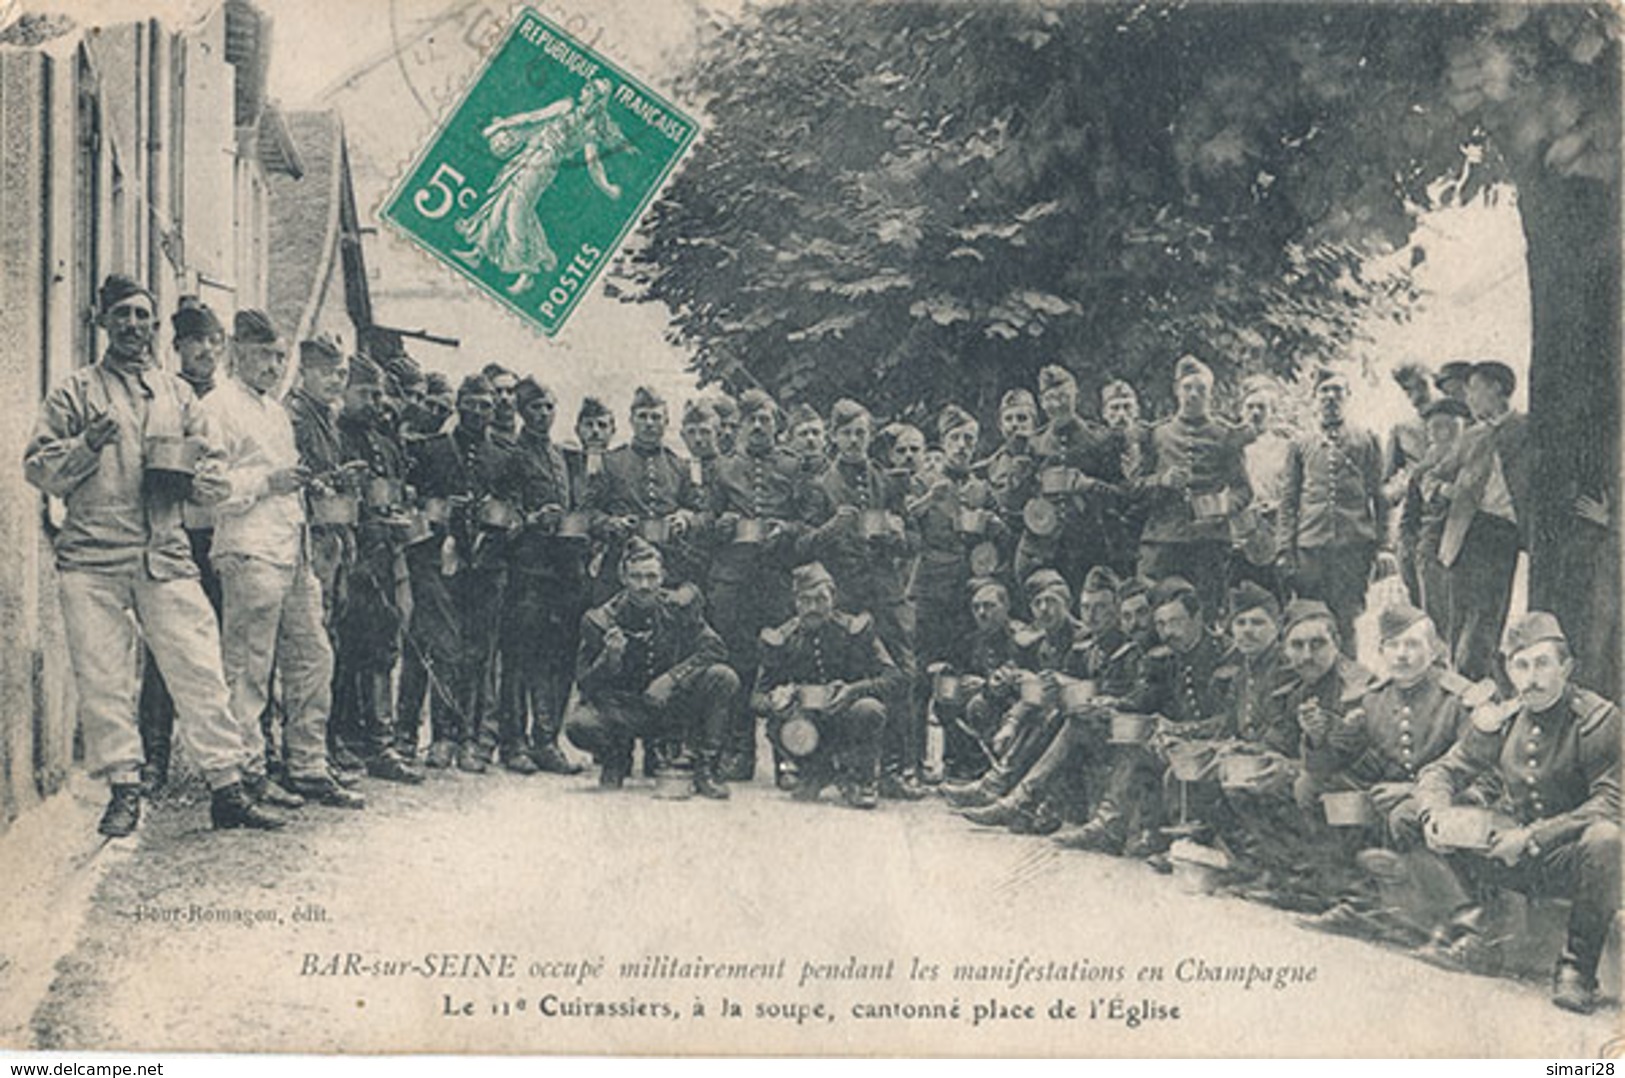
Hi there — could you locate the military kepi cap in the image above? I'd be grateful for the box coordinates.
[99,273,153,313]
[1377,602,1428,642]
[1421,398,1471,421]
[1037,364,1075,391]
[1501,611,1567,656]
[1228,580,1280,623]
[171,296,222,341]
[792,562,836,594]
[1435,361,1474,388]
[234,309,278,344]
[1282,598,1337,636]
[300,335,344,368]
[1174,354,1213,385]
[346,355,383,388]
[631,385,665,410]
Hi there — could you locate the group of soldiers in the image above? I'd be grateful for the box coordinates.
[26,274,1618,1015]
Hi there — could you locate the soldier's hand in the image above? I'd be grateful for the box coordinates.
[603,626,629,656]
[268,465,311,496]
[826,681,852,710]
[611,515,638,538]
[667,511,690,539]
[717,511,741,537]
[189,469,230,506]
[84,412,120,451]
[1368,781,1413,813]
[644,673,676,707]
[769,685,796,713]
[832,505,859,527]
[1387,800,1425,850]
[1487,826,1532,867]
[534,503,565,531]
[961,675,986,697]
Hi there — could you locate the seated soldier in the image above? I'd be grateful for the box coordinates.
[930,579,1040,784]
[1059,577,1229,859]
[958,566,1143,835]
[946,569,1075,811]
[1412,612,1620,1014]
[1291,603,1472,939]
[753,562,904,809]
[566,538,737,798]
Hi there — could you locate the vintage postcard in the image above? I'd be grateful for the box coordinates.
[0,0,1619,1061]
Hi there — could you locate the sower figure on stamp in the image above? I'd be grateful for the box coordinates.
[25,275,275,836]
[797,399,922,800]
[1413,612,1620,1014]
[498,376,586,777]
[754,562,905,810]
[333,356,421,785]
[206,311,364,813]
[707,389,806,783]
[136,294,227,797]
[567,538,736,798]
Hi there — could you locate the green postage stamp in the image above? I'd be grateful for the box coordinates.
[381,8,698,337]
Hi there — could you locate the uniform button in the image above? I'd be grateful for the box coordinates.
[1531,727,1542,738]
[1525,774,1537,785]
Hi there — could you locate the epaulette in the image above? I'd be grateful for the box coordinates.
[1571,688,1616,735]
[1362,674,1394,696]
[1269,679,1298,699]
[1145,645,1174,661]
[1435,669,1473,697]
[1212,664,1240,680]
[663,583,700,609]
[1108,639,1138,663]
[1470,700,1517,734]
[760,619,796,647]
[1012,626,1045,649]
[845,611,873,635]
[583,604,614,632]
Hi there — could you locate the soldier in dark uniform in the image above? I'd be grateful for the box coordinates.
[961,566,1144,835]
[403,374,519,773]
[496,377,587,776]
[1413,612,1620,1013]
[1100,379,1153,581]
[567,539,735,798]
[330,357,421,784]
[482,363,521,448]
[563,396,617,604]
[930,579,1034,783]
[786,403,831,481]
[1134,355,1252,621]
[1117,577,1156,653]
[1401,398,1470,644]
[979,389,1039,587]
[909,405,1004,781]
[707,389,805,782]
[671,398,724,592]
[797,399,921,799]
[1015,365,1125,593]
[585,386,702,591]
[1276,368,1390,653]
[753,562,903,809]
[1060,577,1229,858]
[702,389,741,458]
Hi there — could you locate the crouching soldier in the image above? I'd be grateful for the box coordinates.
[754,563,903,809]
[1412,612,1620,1013]
[567,539,736,798]
[932,579,1039,786]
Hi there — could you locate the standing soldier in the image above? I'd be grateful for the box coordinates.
[1017,365,1124,592]
[497,377,586,776]
[672,398,724,591]
[483,363,521,447]
[1276,368,1390,652]
[405,375,518,773]
[206,310,363,811]
[754,562,903,809]
[980,389,1040,585]
[568,539,736,797]
[1100,379,1153,581]
[26,275,272,834]
[564,396,618,604]
[707,389,805,782]
[586,386,702,588]
[786,403,831,481]
[909,405,1003,781]
[1401,397,1470,641]
[1134,355,1252,620]
[1414,613,1619,1013]
[333,357,421,784]
[1235,378,1291,592]
[703,389,742,458]
[798,399,922,799]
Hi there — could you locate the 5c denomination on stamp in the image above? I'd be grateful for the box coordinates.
[380,6,698,337]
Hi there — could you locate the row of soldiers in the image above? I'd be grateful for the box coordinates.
[29,276,1614,1014]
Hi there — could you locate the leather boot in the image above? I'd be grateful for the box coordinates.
[692,753,731,800]
[1552,955,1598,1014]
[1053,808,1126,854]
[211,783,287,830]
[878,771,928,801]
[532,743,584,775]
[286,773,367,810]
[962,791,1034,828]
[244,774,305,810]
[98,784,142,838]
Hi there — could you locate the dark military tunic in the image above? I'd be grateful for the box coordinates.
[585,442,703,585]
[1312,668,1469,787]
[1121,631,1233,739]
[1209,644,1294,754]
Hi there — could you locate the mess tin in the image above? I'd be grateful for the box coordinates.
[779,715,820,757]
[308,490,360,526]
[858,508,891,540]
[421,496,452,525]
[1165,740,1216,782]
[955,506,987,535]
[931,669,962,704]
[399,508,435,546]
[1039,465,1074,496]
[477,497,519,529]
[1218,752,1274,790]
[798,683,834,712]
[143,435,204,478]
[364,476,403,509]
[1322,790,1377,828]
[557,511,592,539]
[1109,712,1155,745]
[1022,497,1059,537]
[638,516,672,543]
[1058,676,1097,714]
[1018,671,1047,707]
[1188,487,1233,521]
[1427,806,1513,851]
[734,517,767,544]
[969,541,1000,577]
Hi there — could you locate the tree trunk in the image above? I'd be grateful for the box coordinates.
[1516,167,1620,696]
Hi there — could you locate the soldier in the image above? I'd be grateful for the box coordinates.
[884,422,927,481]
[136,295,228,795]
[671,398,724,590]
[567,539,735,797]
[1401,398,1470,643]
[1413,613,1620,1013]
[1100,379,1153,580]
[909,405,1003,780]
[1234,379,1290,591]
[702,389,742,457]
[206,310,363,811]
[1117,577,1156,653]
[707,389,806,782]
[1016,365,1124,591]
[798,399,922,799]
[1060,577,1229,858]
[26,275,273,835]
[585,386,702,589]
[1276,368,1390,652]
[1434,360,1474,408]
[960,566,1144,835]
[564,396,617,604]
[498,377,587,776]
[931,579,1038,783]
[1134,355,1252,620]
[753,562,904,809]
[786,403,831,480]
[404,375,519,772]
[980,389,1040,580]
[482,363,521,447]
[332,357,421,785]
[1386,363,1435,604]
